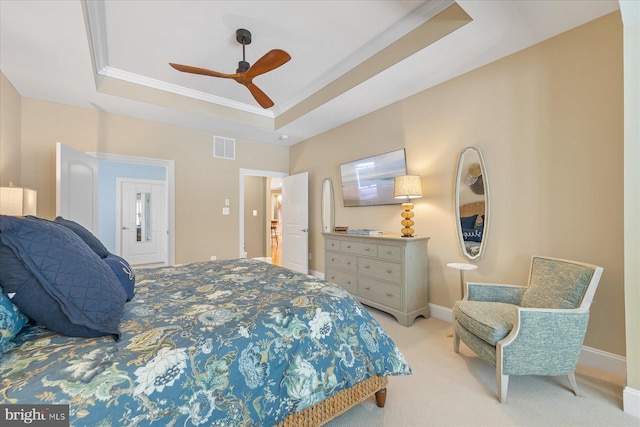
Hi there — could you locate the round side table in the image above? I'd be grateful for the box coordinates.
[447,262,478,300]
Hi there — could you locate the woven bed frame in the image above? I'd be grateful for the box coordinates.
[277,376,388,426]
[460,201,485,217]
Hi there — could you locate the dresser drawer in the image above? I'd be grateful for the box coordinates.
[326,251,357,272]
[325,238,341,251]
[358,258,402,283]
[359,277,402,310]
[378,244,402,261]
[340,241,378,257]
[325,269,358,294]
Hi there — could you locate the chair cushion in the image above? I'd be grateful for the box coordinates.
[454,301,517,346]
[521,257,595,309]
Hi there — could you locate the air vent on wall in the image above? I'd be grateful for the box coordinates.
[213,136,235,160]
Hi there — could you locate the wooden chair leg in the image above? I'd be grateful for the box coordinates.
[453,329,460,353]
[497,372,509,403]
[375,388,387,407]
[568,373,581,396]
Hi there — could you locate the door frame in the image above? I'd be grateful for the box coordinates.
[92,152,175,265]
[239,168,288,259]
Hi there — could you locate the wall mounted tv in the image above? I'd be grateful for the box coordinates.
[340,149,407,207]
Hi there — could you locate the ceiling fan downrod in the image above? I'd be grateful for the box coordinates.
[236,28,251,73]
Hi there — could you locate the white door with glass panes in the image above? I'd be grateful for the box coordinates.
[118,179,167,266]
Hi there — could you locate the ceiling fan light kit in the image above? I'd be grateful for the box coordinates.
[169,28,290,109]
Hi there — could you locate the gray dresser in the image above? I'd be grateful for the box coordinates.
[323,232,430,326]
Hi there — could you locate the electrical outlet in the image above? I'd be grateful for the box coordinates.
[210,256,217,261]
[222,207,230,215]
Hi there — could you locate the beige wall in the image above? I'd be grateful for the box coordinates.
[291,13,626,356]
[0,72,22,187]
[15,98,289,264]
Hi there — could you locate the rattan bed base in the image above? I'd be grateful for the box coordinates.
[277,375,388,427]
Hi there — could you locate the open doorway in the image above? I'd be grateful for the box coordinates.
[239,169,287,264]
[269,178,282,266]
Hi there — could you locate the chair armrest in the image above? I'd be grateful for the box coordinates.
[498,308,590,376]
[465,282,526,304]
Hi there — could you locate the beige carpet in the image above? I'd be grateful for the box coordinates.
[325,308,637,427]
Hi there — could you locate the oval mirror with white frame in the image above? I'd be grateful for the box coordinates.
[321,178,335,233]
[455,147,489,260]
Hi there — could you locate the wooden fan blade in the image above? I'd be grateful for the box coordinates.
[243,82,274,109]
[245,49,291,78]
[169,63,239,79]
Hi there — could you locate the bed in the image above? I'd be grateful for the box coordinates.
[459,201,486,257]
[0,215,411,426]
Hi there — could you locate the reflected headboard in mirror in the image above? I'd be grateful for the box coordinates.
[455,147,489,260]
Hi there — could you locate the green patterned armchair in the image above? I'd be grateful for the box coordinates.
[452,256,603,402]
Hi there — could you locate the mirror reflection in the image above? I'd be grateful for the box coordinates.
[455,147,489,260]
[136,192,152,242]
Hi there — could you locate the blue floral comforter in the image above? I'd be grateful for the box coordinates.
[0,259,411,426]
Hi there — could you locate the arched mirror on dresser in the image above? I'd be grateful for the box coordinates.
[455,147,490,260]
[321,178,334,233]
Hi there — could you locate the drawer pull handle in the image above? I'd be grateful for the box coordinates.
[346,280,351,284]
[347,261,352,265]
[346,245,351,248]
[365,248,370,251]
[386,250,392,254]
[364,286,371,290]
[386,270,393,274]
[364,265,370,269]
[386,292,394,297]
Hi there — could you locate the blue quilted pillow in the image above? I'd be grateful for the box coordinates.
[0,293,29,356]
[52,216,109,258]
[460,215,477,229]
[0,215,126,338]
[104,253,135,301]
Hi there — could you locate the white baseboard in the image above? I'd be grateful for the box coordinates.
[623,386,640,418]
[429,302,454,323]
[578,345,627,378]
[428,303,627,378]
[310,269,323,279]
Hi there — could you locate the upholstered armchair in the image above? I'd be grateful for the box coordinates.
[453,256,603,402]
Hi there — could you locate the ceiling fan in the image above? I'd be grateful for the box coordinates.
[169,29,291,109]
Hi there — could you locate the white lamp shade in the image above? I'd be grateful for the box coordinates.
[393,175,423,199]
[0,187,37,216]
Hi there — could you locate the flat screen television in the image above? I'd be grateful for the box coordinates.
[340,149,407,207]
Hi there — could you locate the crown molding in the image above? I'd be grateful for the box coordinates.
[83,0,274,119]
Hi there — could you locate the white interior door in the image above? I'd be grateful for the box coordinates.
[118,179,167,266]
[56,142,99,234]
[281,172,309,274]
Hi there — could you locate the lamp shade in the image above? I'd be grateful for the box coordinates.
[0,186,37,216]
[393,175,423,199]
